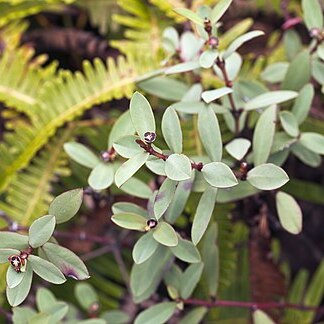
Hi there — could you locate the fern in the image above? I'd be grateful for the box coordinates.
[0,50,159,193]
[0,0,74,27]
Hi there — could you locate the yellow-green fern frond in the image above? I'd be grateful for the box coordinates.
[0,0,74,27]
[0,53,160,193]
[0,128,72,226]
[148,0,186,22]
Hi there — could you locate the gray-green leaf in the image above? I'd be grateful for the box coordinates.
[133,232,159,264]
[130,92,155,140]
[253,105,277,166]
[174,8,204,26]
[302,0,323,30]
[49,188,83,224]
[180,262,204,298]
[225,138,251,160]
[64,142,100,169]
[0,248,20,263]
[291,84,314,125]
[244,91,297,110]
[153,222,178,247]
[154,178,177,219]
[191,187,217,245]
[198,105,222,161]
[115,152,149,187]
[170,237,201,263]
[165,154,192,181]
[28,215,55,248]
[201,87,233,104]
[202,162,238,188]
[41,242,89,280]
[29,255,66,284]
[111,213,147,231]
[279,111,299,137]
[247,163,289,190]
[88,163,114,190]
[75,282,98,310]
[162,107,182,153]
[7,266,24,288]
[0,232,28,250]
[300,132,324,155]
[211,0,232,24]
[276,191,302,234]
[134,302,177,324]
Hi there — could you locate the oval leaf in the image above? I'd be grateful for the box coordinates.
[198,105,222,162]
[75,283,98,310]
[191,187,217,245]
[244,91,298,110]
[199,50,218,68]
[6,264,33,307]
[302,0,323,30]
[201,87,232,104]
[7,266,24,289]
[153,222,178,247]
[132,232,159,264]
[225,138,251,160]
[115,152,149,188]
[154,178,177,219]
[111,213,147,231]
[174,8,204,26]
[29,215,56,248]
[130,92,155,140]
[276,191,302,234]
[211,0,233,24]
[162,107,182,153]
[64,142,100,169]
[279,111,299,137]
[170,237,201,263]
[165,154,192,181]
[300,132,324,155]
[291,84,314,125]
[180,262,204,298]
[120,177,153,199]
[41,242,89,280]
[29,255,66,284]
[0,232,28,250]
[202,162,238,188]
[88,163,114,190]
[247,163,289,190]
[0,248,20,263]
[253,105,277,166]
[49,188,83,224]
[113,135,143,158]
[134,301,177,324]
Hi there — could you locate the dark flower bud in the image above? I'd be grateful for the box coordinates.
[146,218,158,229]
[144,132,156,143]
[208,36,219,48]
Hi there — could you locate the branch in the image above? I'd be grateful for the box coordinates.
[183,298,322,312]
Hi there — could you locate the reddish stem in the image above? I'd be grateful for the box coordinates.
[183,298,321,312]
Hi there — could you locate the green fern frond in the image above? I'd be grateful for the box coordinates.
[148,0,186,22]
[0,52,159,193]
[112,0,168,58]
[0,128,72,225]
[0,0,74,27]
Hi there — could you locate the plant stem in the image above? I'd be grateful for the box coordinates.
[183,298,322,312]
[215,57,240,135]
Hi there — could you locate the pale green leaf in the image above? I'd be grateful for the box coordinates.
[29,255,66,284]
[279,111,299,137]
[101,310,130,324]
[113,135,143,158]
[28,215,55,248]
[171,101,205,114]
[111,213,147,231]
[201,87,233,103]
[199,50,218,68]
[244,91,298,110]
[75,282,98,310]
[291,84,314,124]
[276,191,302,234]
[134,302,177,324]
[49,188,83,224]
[300,132,324,155]
[198,105,223,161]
[180,262,204,298]
[174,8,204,26]
[165,61,200,74]
[6,265,33,307]
[253,105,277,165]
[153,222,178,247]
[133,232,159,264]
[120,177,153,199]
[202,162,238,188]
[88,163,114,190]
[0,248,20,263]
[162,107,182,153]
[211,0,232,24]
[282,51,311,91]
[154,178,177,219]
[261,62,289,83]
[253,310,275,324]
[302,0,323,30]
[170,237,201,263]
[213,52,242,81]
[108,111,135,148]
[41,242,89,280]
[64,142,100,169]
[223,30,264,59]
[247,163,289,190]
[130,92,155,140]
[115,152,149,187]
[179,307,207,324]
[7,266,24,289]
[191,187,217,245]
[112,202,147,218]
[0,232,28,250]
[12,307,36,324]
[291,142,321,167]
[146,156,166,176]
[165,154,192,181]
[225,138,251,160]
